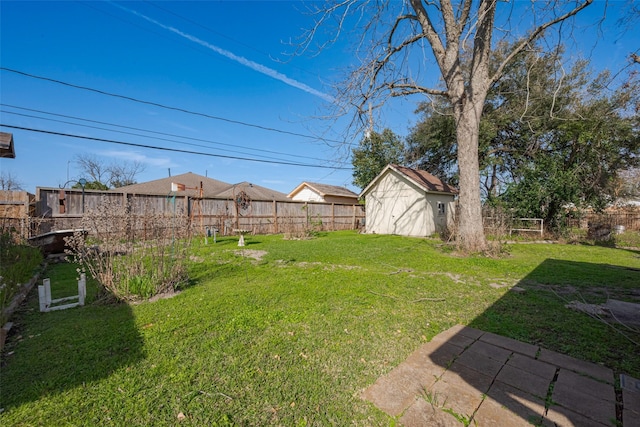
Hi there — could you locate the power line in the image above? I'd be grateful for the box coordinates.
[0,104,337,163]
[0,67,344,144]
[0,124,352,170]
[1,109,301,163]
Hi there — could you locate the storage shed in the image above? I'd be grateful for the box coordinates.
[360,164,457,237]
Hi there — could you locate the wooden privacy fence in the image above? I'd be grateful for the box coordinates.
[566,211,640,232]
[31,187,365,237]
[0,190,35,239]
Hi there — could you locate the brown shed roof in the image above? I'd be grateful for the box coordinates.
[360,164,458,197]
[391,164,458,194]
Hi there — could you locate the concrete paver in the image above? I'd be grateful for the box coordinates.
[551,382,617,425]
[506,352,557,381]
[537,348,614,383]
[430,365,492,416]
[621,373,640,426]
[399,396,462,427]
[495,363,551,399]
[479,331,539,358]
[555,369,616,402]
[474,382,545,427]
[465,339,511,363]
[361,361,439,416]
[454,346,504,377]
[361,325,636,426]
[544,404,610,427]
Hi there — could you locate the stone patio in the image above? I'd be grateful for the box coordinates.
[362,325,640,426]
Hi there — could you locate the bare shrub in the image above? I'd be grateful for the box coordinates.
[65,197,191,302]
[281,209,323,240]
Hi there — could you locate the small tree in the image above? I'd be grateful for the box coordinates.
[352,128,404,189]
[74,154,145,189]
[108,161,146,188]
[0,171,24,191]
[75,154,110,188]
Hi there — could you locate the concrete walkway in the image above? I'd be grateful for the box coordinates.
[362,325,640,426]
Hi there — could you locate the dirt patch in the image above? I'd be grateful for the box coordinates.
[567,299,640,329]
[234,249,268,262]
[520,281,640,302]
[274,260,361,271]
[128,290,181,305]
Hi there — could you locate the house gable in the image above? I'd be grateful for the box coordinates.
[288,182,359,204]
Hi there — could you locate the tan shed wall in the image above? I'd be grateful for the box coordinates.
[364,170,455,237]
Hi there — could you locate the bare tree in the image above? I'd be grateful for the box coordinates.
[0,170,24,191]
[75,154,110,187]
[300,0,594,252]
[75,154,146,189]
[108,161,146,188]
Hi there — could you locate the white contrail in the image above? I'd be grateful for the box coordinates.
[112,2,335,102]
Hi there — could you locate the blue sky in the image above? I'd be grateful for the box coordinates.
[1,1,638,195]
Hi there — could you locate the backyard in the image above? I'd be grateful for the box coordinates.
[1,231,639,425]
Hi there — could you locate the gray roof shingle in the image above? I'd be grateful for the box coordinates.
[115,172,231,197]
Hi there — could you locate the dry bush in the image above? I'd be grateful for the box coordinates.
[65,197,191,302]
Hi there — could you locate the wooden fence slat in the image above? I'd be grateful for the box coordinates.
[29,188,366,237]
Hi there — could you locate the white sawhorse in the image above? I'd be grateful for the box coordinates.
[38,274,86,312]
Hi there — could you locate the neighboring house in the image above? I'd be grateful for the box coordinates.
[215,181,289,202]
[288,182,359,204]
[115,172,231,198]
[360,164,458,237]
[116,173,289,201]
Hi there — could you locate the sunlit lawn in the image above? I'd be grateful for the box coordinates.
[1,231,639,425]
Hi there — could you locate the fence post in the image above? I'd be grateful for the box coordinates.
[273,200,278,234]
[331,203,335,231]
[352,205,357,229]
[38,278,51,312]
[38,283,47,312]
[78,273,86,306]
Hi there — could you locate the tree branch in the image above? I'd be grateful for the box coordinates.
[388,82,448,97]
[409,0,447,70]
[489,0,594,87]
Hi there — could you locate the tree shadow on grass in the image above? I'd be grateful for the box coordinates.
[0,283,144,411]
[365,257,640,426]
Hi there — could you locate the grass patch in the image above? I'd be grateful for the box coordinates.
[0,233,43,324]
[1,231,639,425]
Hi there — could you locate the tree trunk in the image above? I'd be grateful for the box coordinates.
[454,101,488,253]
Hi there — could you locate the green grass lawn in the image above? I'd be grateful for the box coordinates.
[1,231,639,425]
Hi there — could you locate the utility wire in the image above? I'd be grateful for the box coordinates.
[0,67,344,144]
[0,104,336,163]
[1,109,304,163]
[0,124,352,170]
